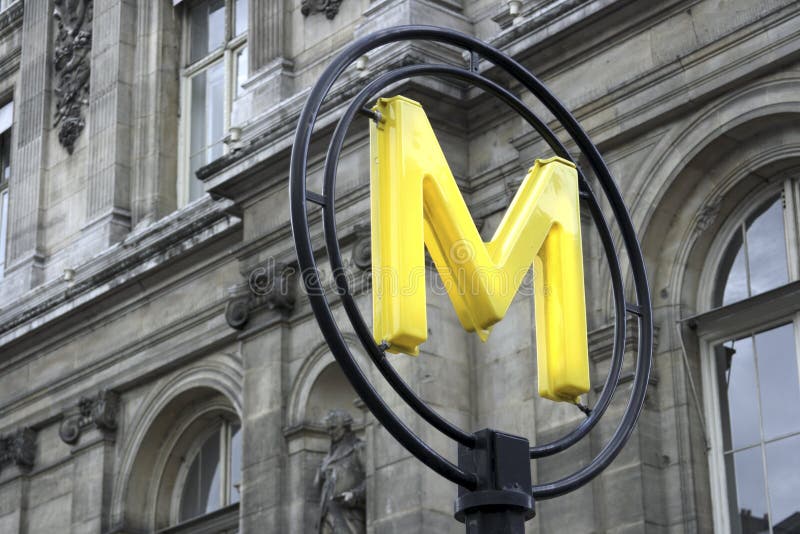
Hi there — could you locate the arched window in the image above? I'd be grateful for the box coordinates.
[716,194,790,306]
[698,178,800,534]
[178,419,242,523]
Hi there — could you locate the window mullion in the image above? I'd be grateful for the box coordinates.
[182,50,225,79]
[751,334,775,533]
[221,422,230,507]
[223,49,232,151]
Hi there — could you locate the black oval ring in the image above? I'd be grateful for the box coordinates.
[321,63,627,459]
[289,25,653,499]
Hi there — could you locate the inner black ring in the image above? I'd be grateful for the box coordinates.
[321,63,627,460]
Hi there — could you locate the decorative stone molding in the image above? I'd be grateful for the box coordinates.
[53,0,92,154]
[351,224,371,271]
[226,259,296,329]
[0,427,36,472]
[59,389,120,445]
[694,197,722,235]
[301,0,343,20]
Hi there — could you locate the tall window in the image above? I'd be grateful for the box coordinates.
[0,101,12,280]
[167,417,242,533]
[701,182,800,534]
[180,0,248,205]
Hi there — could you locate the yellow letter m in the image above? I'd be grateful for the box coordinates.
[369,96,589,403]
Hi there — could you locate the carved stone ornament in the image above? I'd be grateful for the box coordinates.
[351,224,371,271]
[694,197,722,235]
[225,259,296,329]
[0,427,36,472]
[59,389,120,445]
[53,0,93,154]
[301,0,343,20]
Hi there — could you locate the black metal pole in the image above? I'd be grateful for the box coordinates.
[455,430,535,533]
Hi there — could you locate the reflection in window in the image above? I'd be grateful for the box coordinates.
[178,420,242,523]
[181,0,248,205]
[716,323,800,533]
[718,195,789,306]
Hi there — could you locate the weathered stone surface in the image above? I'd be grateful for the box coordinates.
[0,1,798,533]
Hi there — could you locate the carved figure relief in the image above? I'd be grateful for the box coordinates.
[301,0,343,20]
[53,0,92,154]
[314,410,366,534]
[59,389,120,445]
[0,427,36,473]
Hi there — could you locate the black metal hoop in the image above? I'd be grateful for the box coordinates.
[289,25,653,499]
[322,63,628,462]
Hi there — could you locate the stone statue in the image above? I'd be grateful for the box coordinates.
[314,410,366,533]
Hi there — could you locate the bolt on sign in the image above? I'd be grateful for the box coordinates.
[369,95,589,403]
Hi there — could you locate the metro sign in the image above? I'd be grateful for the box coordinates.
[369,96,589,403]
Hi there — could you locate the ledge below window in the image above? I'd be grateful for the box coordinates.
[156,503,240,534]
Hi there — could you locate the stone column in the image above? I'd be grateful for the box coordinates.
[239,310,292,532]
[129,0,180,226]
[83,0,135,247]
[69,434,115,533]
[249,0,285,74]
[4,0,52,290]
[0,477,25,533]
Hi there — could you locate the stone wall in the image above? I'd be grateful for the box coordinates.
[0,0,799,532]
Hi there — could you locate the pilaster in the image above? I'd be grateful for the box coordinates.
[238,292,293,532]
[233,0,293,129]
[82,0,134,247]
[4,0,52,290]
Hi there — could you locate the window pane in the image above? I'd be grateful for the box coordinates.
[179,452,202,521]
[0,101,12,133]
[189,0,225,63]
[765,434,800,528]
[179,428,222,521]
[0,189,8,279]
[235,0,248,37]
[188,62,224,202]
[722,234,748,306]
[746,198,788,296]
[206,61,225,153]
[190,70,207,156]
[201,430,222,514]
[236,46,248,97]
[728,446,769,533]
[755,324,800,440]
[721,337,761,451]
[1,129,11,182]
[229,423,242,504]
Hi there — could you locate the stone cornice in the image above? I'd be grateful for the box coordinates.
[0,0,23,41]
[0,198,241,350]
[204,0,800,218]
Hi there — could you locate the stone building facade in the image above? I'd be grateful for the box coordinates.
[0,0,799,532]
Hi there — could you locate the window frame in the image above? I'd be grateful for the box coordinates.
[168,415,241,528]
[0,98,14,281]
[177,0,247,207]
[695,177,800,533]
[0,0,18,13]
